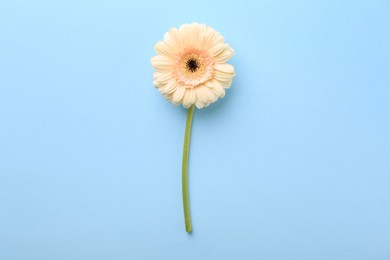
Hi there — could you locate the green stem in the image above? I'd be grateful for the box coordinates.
[182,105,195,233]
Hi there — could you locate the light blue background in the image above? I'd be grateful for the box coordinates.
[1,0,389,259]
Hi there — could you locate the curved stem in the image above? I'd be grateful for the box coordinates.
[182,105,195,233]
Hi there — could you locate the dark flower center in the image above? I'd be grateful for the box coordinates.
[186,59,198,72]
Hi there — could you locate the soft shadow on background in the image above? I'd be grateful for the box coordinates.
[0,0,389,259]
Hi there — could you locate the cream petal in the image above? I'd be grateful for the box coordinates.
[204,80,216,88]
[217,78,233,89]
[209,43,229,57]
[198,85,217,105]
[195,100,205,109]
[224,79,233,89]
[153,72,172,84]
[167,28,183,50]
[213,78,224,87]
[188,23,200,49]
[204,79,226,89]
[197,24,208,48]
[214,71,235,83]
[162,91,174,103]
[182,88,196,108]
[178,23,206,49]
[207,78,232,90]
[151,56,173,71]
[209,92,218,104]
[153,80,161,88]
[211,84,226,98]
[154,41,175,57]
[172,86,186,104]
[163,30,181,51]
[179,24,194,48]
[202,27,224,49]
[214,63,235,74]
[214,47,235,63]
[160,79,178,94]
[194,86,209,107]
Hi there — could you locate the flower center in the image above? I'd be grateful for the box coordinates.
[186,59,198,72]
[174,48,214,88]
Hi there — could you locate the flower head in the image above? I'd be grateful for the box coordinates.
[151,23,235,109]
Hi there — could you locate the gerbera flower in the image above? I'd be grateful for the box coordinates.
[151,23,235,109]
[151,23,235,233]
